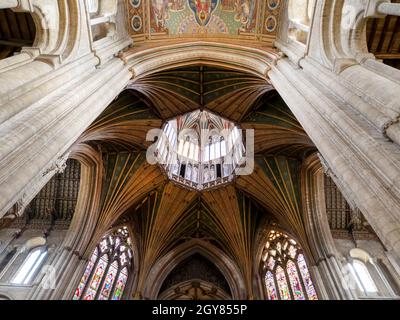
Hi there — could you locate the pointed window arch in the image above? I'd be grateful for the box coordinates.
[262,230,318,300]
[73,226,133,300]
[351,259,378,294]
[11,246,47,285]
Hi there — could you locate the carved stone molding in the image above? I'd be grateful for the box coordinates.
[0,199,25,229]
[42,152,70,177]
[317,153,333,177]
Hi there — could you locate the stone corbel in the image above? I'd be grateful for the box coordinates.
[0,195,28,228]
[348,208,363,227]
[14,197,27,217]
[35,54,63,68]
[333,58,358,74]
[42,152,70,177]
[21,47,42,58]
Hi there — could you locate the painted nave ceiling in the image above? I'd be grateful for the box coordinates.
[127,0,281,43]
[0,0,400,301]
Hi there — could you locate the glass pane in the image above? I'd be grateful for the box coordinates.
[194,145,199,162]
[348,263,365,292]
[227,133,233,151]
[189,143,195,160]
[183,141,190,158]
[24,251,47,284]
[210,143,215,160]
[288,245,297,259]
[112,268,128,300]
[100,239,108,252]
[210,166,216,180]
[267,256,275,270]
[276,266,291,300]
[185,165,192,180]
[98,261,118,300]
[287,260,305,300]
[353,260,378,293]
[223,164,231,177]
[83,255,108,300]
[178,140,184,155]
[265,271,278,300]
[12,248,45,285]
[221,140,227,157]
[204,145,210,162]
[297,254,318,300]
[73,249,98,300]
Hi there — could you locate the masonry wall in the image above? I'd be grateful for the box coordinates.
[0,227,68,300]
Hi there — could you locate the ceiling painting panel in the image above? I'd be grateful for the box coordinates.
[126,0,282,43]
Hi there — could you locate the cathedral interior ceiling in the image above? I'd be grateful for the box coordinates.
[127,65,274,121]
[0,1,396,301]
[73,73,319,269]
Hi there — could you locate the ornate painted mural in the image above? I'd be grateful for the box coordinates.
[126,0,281,41]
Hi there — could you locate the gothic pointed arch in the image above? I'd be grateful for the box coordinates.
[72,226,134,300]
[142,239,246,300]
[259,229,319,300]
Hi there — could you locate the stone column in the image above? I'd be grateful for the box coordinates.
[269,58,400,263]
[300,154,356,299]
[0,0,132,220]
[273,0,400,266]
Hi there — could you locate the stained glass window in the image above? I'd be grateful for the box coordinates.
[73,248,98,300]
[265,271,278,300]
[73,226,133,300]
[262,230,318,300]
[298,254,318,300]
[83,255,108,300]
[98,261,118,300]
[276,266,291,300]
[112,267,128,300]
[287,260,305,300]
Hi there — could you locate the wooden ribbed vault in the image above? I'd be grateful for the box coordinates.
[127,65,274,121]
[71,64,320,297]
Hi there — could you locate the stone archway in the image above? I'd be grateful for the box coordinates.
[142,239,247,300]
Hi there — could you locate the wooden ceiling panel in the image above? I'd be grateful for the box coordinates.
[0,9,36,59]
[128,65,273,121]
[367,0,400,68]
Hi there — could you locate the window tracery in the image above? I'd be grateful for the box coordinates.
[73,226,133,300]
[262,230,318,300]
